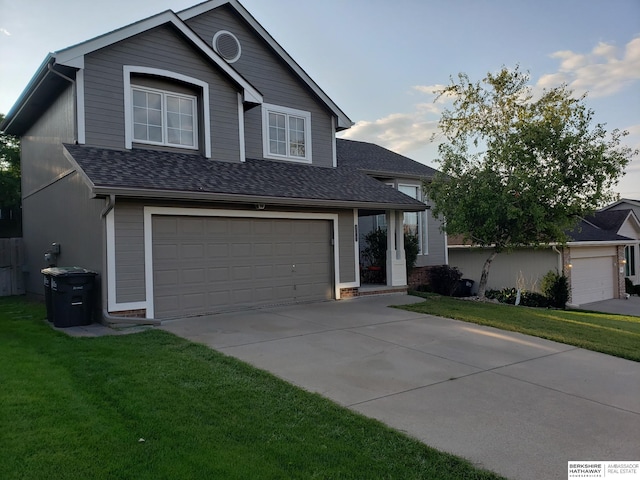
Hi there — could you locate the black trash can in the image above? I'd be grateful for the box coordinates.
[41,267,97,328]
[453,278,475,297]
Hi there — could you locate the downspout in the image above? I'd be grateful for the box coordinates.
[552,245,563,274]
[47,62,78,144]
[99,194,160,326]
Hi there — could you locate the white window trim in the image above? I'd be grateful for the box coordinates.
[131,85,199,150]
[261,103,312,163]
[398,183,428,255]
[123,66,211,158]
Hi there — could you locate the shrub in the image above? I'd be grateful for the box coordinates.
[362,228,421,278]
[541,270,569,309]
[427,265,462,296]
[404,231,419,276]
[485,288,550,307]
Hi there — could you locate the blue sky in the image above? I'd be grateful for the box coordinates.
[1,0,639,198]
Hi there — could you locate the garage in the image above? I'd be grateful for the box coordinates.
[570,253,616,305]
[151,215,334,318]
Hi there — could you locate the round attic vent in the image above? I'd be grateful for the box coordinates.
[213,30,241,63]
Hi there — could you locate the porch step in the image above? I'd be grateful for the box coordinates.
[341,285,408,298]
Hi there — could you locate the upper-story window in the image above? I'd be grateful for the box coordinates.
[132,86,197,149]
[124,66,212,158]
[262,103,312,163]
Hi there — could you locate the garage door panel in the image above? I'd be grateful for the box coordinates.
[182,268,205,284]
[153,216,333,318]
[207,244,229,257]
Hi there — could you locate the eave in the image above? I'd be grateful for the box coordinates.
[90,186,428,212]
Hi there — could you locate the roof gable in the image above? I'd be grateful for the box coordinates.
[178,0,352,130]
[1,6,262,135]
[55,10,262,104]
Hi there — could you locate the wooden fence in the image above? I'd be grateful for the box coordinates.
[0,238,25,296]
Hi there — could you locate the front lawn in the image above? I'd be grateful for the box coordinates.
[401,293,640,362]
[0,296,502,480]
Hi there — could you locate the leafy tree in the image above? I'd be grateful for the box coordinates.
[426,67,637,298]
[0,113,21,208]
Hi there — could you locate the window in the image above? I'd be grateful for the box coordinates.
[262,104,311,162]
[398,184,428,255]
[131,86,197,149]
[625,245,636,277]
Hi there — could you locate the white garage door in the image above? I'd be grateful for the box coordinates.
[152,215,333,318]
[571,256,615,305]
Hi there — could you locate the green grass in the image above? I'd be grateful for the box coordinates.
[401,292,640,362]
[0,296,503,480]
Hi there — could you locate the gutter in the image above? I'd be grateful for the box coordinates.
[1,55,54,133]
[552,245,563,273]
[46,62,78,143]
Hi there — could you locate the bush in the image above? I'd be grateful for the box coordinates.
[427,265,462,296]
[485,288,550,307]
[362,228,421,278]
[541,270,569,309]
[404,231,419,276]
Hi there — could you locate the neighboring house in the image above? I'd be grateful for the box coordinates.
[448,208,640,306]
[1,0,435,320]
[599,199,640,286]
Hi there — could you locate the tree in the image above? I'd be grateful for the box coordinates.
[0,113,21,208]
[426,67,637,299]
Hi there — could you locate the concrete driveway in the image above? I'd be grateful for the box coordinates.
[161,294,640,480]
[579,296,640,316]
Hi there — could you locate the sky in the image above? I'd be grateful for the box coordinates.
[1,0,639,199]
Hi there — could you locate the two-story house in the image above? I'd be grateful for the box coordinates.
[1,0,445,321]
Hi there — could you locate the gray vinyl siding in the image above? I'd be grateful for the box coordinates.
[185,5,336,167]
[83,24,241,162]
[417,206,447,267]
[338,210,356,283]
[21,86,103,300]
[114,203,146,303]
[20,86,75,196]
[22,172,103,299]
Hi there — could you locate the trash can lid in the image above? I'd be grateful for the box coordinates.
[41,267,97,277]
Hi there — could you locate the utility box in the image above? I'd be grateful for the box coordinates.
[41,267,97,328]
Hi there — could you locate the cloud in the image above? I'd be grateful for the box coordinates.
[537,36,640,97]
[339,110,440,155]
[0,28,10,36]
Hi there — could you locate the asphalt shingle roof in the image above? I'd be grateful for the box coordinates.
[63,144,426,210]
[567,214,632,243]
[336,139,438,179]
[584,209,631,232]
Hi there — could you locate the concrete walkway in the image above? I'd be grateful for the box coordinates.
[161,294,640,480]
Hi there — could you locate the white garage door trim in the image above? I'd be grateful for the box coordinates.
[143,206,341,319]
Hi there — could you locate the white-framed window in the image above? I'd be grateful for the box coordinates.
[131,86,197,149]
[262,104,312,162]
[625,244,636,277]
[398,184,428,255]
